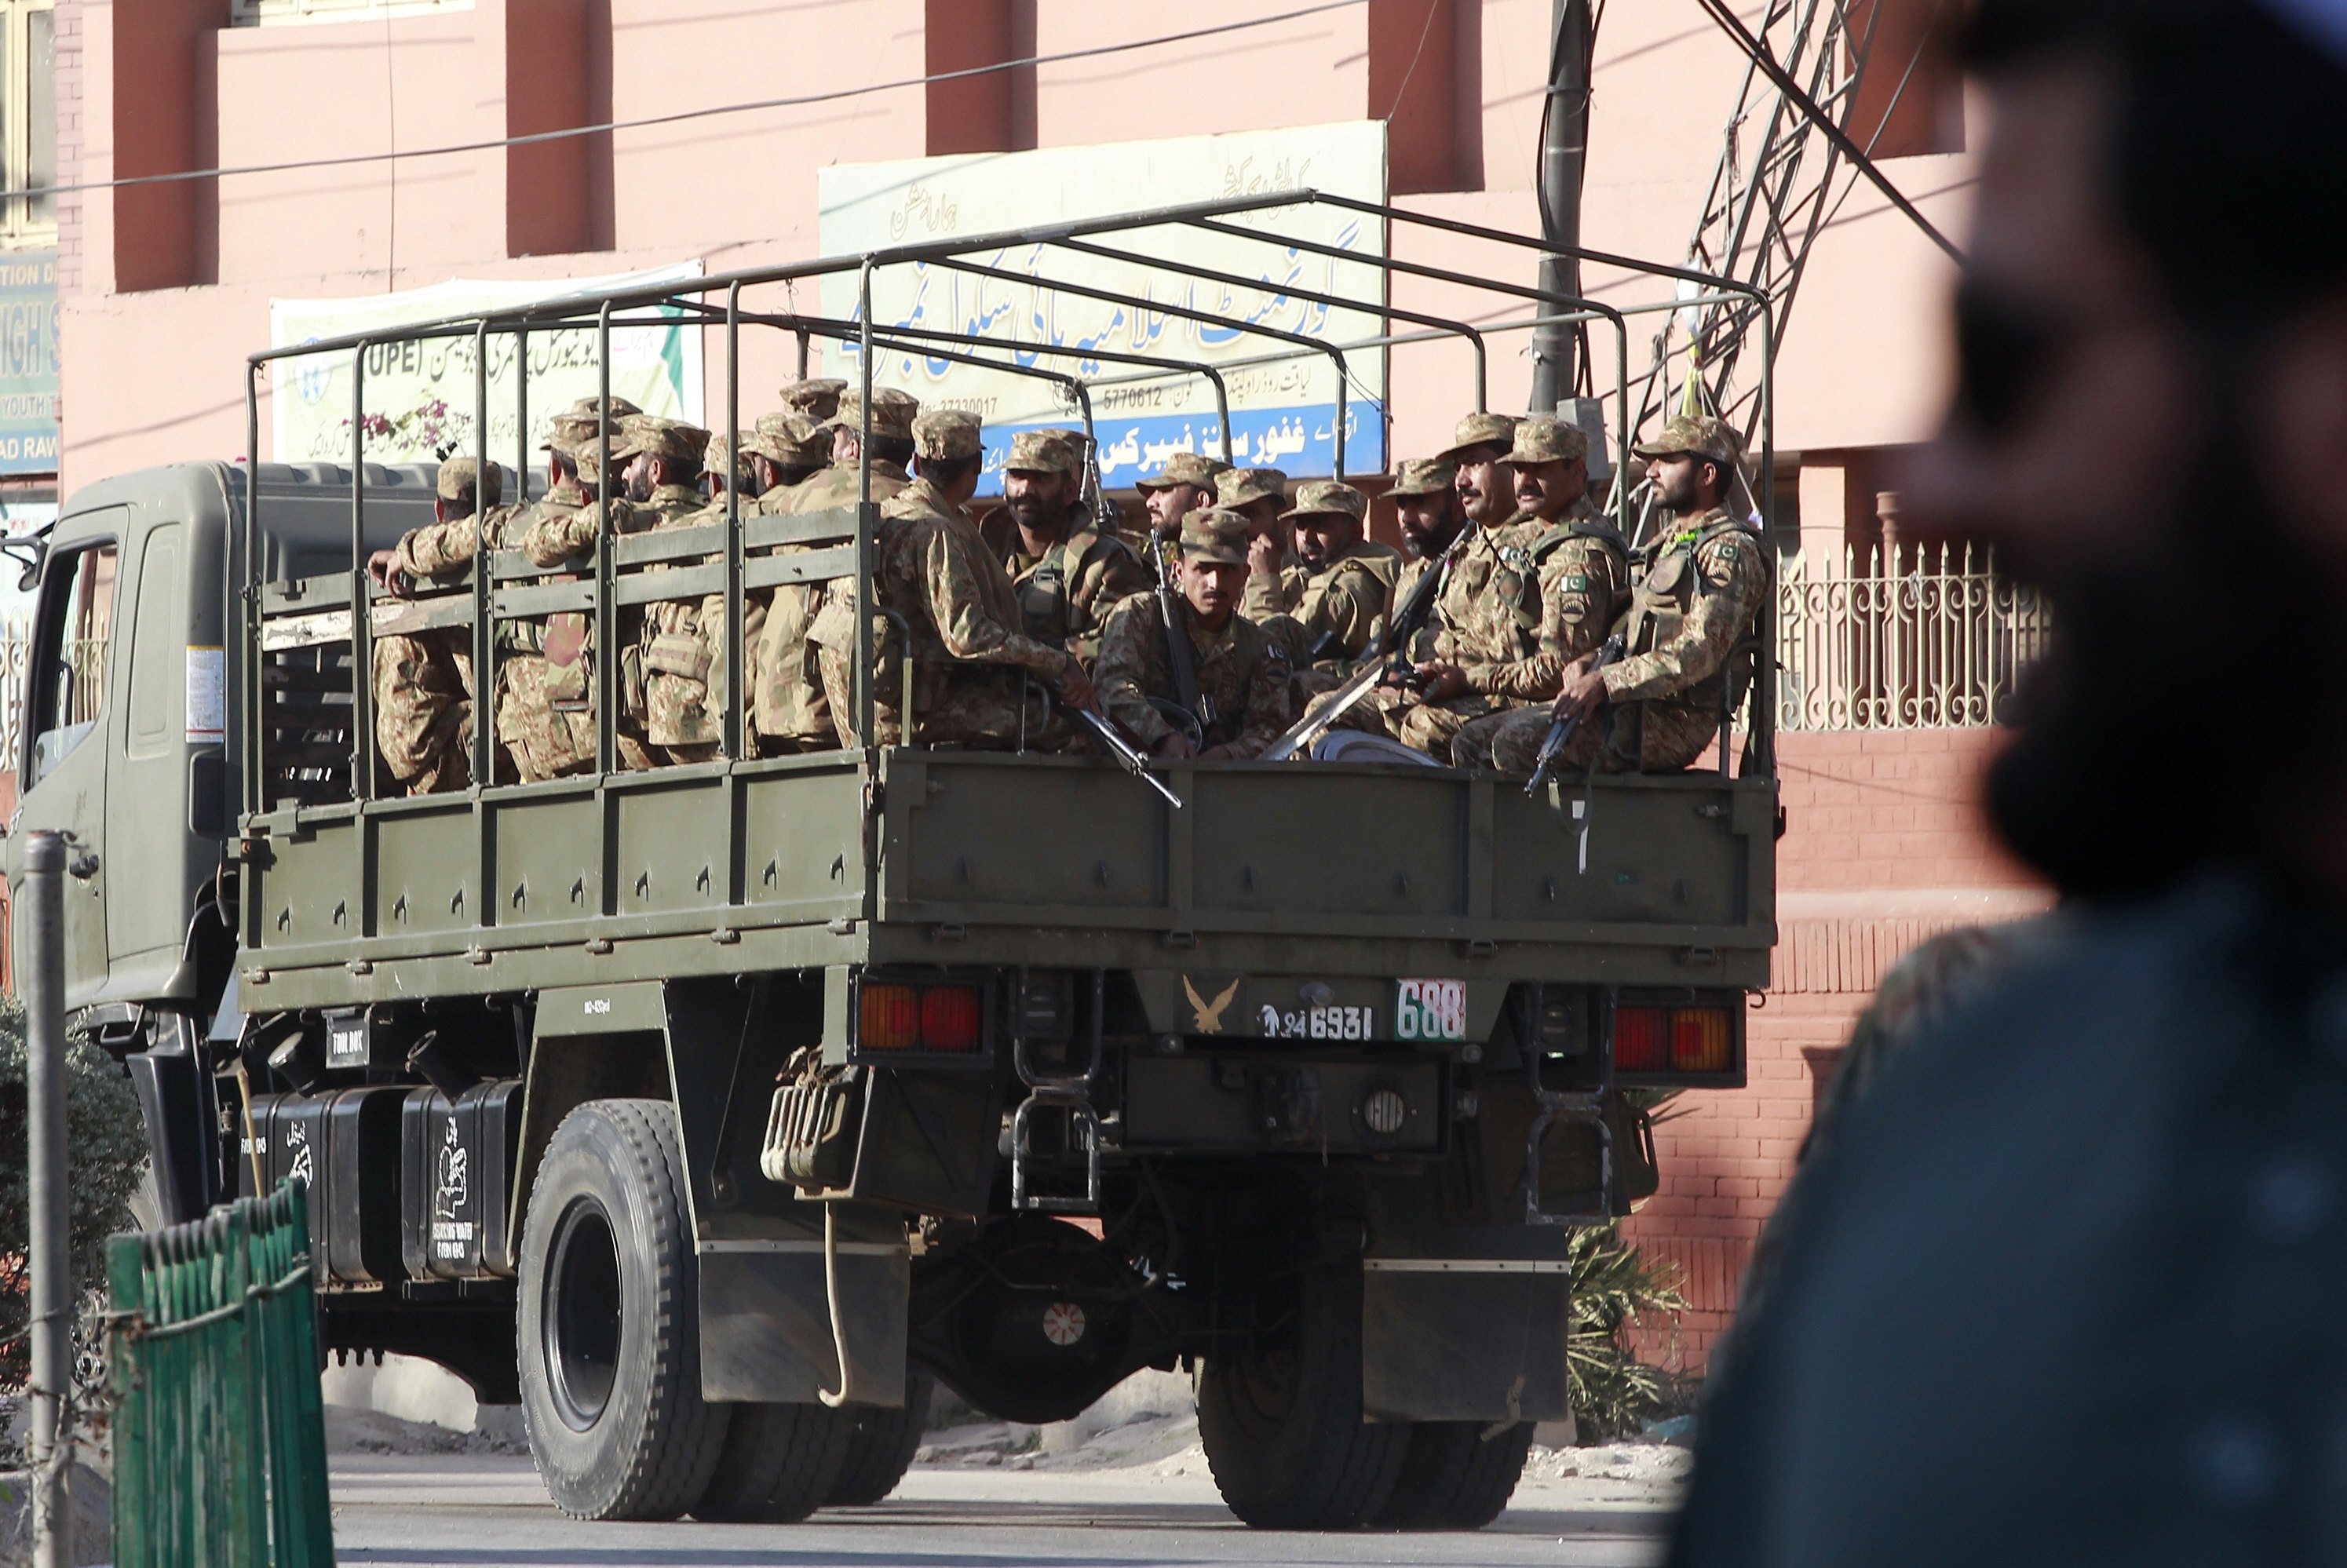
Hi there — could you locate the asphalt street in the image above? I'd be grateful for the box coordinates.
[328,1456,1677,1568]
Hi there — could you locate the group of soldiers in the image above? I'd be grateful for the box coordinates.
[367,380,1768,793]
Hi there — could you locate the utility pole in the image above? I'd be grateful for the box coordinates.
[1529,0,1593,412]
[24,828,71,1568]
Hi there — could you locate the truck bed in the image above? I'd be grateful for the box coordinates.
[239,748,1777,1009]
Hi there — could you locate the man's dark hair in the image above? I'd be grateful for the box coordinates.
[871,434,917,469]
[1967,0,2347,316]
[917,452,982,488]
[1963,0,2347,898]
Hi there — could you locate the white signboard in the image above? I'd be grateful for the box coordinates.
[819,121,1388,487]
[269,263,706,467]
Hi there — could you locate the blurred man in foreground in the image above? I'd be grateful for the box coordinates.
[1671,1,2347,1562]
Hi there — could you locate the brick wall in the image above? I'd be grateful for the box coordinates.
[55,0,82,297]
[1624,727,2050,1369]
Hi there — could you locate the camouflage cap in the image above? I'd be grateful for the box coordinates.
[1632,414,1742,466]
[1279,479,1368,525]
[1039,426,1093,460]
[778,377,847,421]
[1179,507,1254,565]
[1136,450,1232,493]
[1005,428,1079,476]
[1436,411,1519,462]
[912,408,983,461]
[1505,414,1590,467]
[1386,456,1458,498]
[610,413,712,469]
[542,395,643,454]
[1216,467,1288,509]
[703,432,752,483]
[743,411,826,468]
[436,457,503,505]
[823,387,920,441]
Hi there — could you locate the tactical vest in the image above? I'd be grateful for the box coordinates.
[1015,531,1115,648]
[1619,513,1765,706]
[1496,520,1627,634]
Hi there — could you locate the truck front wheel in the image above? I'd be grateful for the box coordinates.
[518,1099,728,1520]
[1197,1266,1409,1530]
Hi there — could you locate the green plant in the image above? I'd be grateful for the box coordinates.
[0,992,149,1395]
[1565,1222,1688,1439]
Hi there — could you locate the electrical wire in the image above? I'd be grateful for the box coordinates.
[32,0,1373,204]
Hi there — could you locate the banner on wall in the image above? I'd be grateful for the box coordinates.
[818,121,1389,487]
[0,250,59,477]
[268,263,706,468]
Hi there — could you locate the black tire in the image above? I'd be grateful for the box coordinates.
[694,1400,852,1522]
[518,1098,729,1520]
[1374,1420,1535,1530]
[826,1366,935,1507]
[1197,1266,1410,1530]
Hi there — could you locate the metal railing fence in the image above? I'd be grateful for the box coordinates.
[1775,546,2052,731]
[103,1181,335,1568]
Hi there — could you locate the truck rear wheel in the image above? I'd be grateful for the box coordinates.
[826,1366,934,1507]
[694,1401,850,1522]
[1374,1420,1535,1530]
[518,1098,728,1520]
[1198,1266,1409,1530]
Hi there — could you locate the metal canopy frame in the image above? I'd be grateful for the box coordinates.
[239,191,1777,924]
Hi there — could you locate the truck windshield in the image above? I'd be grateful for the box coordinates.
[27,542,113,789]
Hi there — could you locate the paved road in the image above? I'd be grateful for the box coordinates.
[329,1456,1676,1567]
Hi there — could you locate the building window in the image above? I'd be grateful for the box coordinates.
[0,0,53,244]
[231,0,473,26]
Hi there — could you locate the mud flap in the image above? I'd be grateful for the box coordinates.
[696,1207,911,1407]
[1359,1260,1572,1423]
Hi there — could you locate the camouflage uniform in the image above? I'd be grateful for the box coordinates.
[1093,509,1294,759]
[1220,467,1308,619]
[1257,480,1400,676]
[1447,418,1629,768]
[373,458,513,793]
[998,431,1155,665]
[751,389,916,753]
[1360,456,1460,654]
[810,410,1073,749]
[518,414,710,770]
[1487,418,1770,775]
[1134,450,1232,570]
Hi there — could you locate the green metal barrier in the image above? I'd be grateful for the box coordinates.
[104,1181,336,1567]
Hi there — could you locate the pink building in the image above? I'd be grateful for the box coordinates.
[51,0,2042,1362]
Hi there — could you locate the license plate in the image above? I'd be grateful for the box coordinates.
[1257,1004,1375,1041]
[1394,979,1466,1042]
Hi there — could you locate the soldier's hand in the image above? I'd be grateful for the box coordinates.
[1247,530,1282,578]
[1414,660,1469,702]
[1153,731,1199,760]
[1053,653,1097,713]
[367,549,408,596]
[1553,660,1608,723]
[1199,742,1239,762]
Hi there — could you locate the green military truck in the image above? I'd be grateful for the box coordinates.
[5,196,1778,1530]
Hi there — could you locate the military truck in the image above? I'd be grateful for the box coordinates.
[5,195,1778,1530]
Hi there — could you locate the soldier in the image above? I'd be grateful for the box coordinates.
[750,388,918,755]
[520,413,710,770]
[1365,456,1466,656]
[1334,413,1535,761]
[998,429,1153,665]
[1487,415,1765,776]
[1217,466,1306,620]
[809,410,1093,748]
[369,457,514,794]
[778,377,846,425]
[1133,450,1228,582]
[1093,508,1295,760]
[744,412,827,503]
[701,431,759,508]
[1436,415,1630,768]
[1261,480,1400,677]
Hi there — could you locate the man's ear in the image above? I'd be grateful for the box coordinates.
[2265,293,2347,585]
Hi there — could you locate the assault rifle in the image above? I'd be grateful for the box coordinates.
[1072,706,1185,810]
[1524,633,1628,797]
[1261,521,1476,763]
[1155,534,1215,740]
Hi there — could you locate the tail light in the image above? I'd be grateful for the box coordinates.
[1610,996,1741,1081]
[860,985,922,1050]
[1615,1006,1668,1072]
[859,981,985,1053]
[1670,1008,1732,1072]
